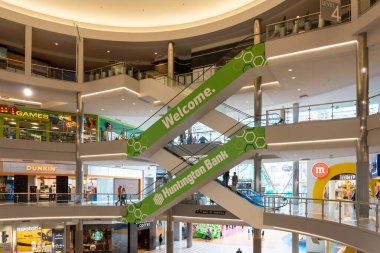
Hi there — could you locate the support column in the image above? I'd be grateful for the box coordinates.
[166,209,174,253]
[253,228,262,253]
[186,222,192,248]
[254,154,262,193]
[167,42,174,80]
[74,219,83,253]
[64,224,71,253]
[25,25,32,75]
[173,222,181,241]
[76,34,84,83]
[253,19,262,45]
[253,76,262,193]
[292,233,299,253]
[75,93,84,203]
[293,103,300,198]
[356,32,369,217]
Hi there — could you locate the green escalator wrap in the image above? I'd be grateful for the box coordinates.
[123,127,267,223]
[126,43,267,156]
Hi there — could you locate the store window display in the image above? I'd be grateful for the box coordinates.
[323,174,356,200]
[83,225,112,252]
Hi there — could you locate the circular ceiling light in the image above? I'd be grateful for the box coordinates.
[23,87,33,96]
[54,42,59,46]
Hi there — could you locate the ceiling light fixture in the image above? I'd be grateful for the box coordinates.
[297,88,301,91]
[101,108,104,111]
[121,98,125,101]
[106,50,110,53]
[81,87,140,98]
[54,42,59,46]
[292,77,296,80]
[154,52,158,55]
[0,96,42,105]
[80,153,127,159]
[23,87,33,96]
[153,100,161,104]
[267,40,357,61]
[132,102,136,106]
[288,69,292,72]
[241,81,280,90]
[268,138,358,147]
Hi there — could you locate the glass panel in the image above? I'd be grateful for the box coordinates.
[309,104,333,121]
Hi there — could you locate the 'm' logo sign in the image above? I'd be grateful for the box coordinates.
[312,163,329,178]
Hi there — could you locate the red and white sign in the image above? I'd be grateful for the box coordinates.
[312,163,329,178]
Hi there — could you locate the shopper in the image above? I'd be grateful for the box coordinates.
[232,172,238,192]
[158,233,163,249]
[48,186,53,201]
[52,184,56,201]
[121,187,127,205]
[223,171,230,187]
[115,185,122,206]
[199,136,208,143]
[236,248,243,253]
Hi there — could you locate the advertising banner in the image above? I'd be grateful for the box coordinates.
[16,226,52,253]
[124,127,266,223]
[320,0,341,22]
[127,43,267,156]
[52,229,64,253]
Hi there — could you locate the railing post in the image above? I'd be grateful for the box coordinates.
[376,204,379,233]
[305,198,308,217]
[264,196,266,211]
[308,107,311,120]
[273,196,275,213]
[339,201,342,223]
[331,103,334,120]
[289,198,292,214]
[322,199,325,220]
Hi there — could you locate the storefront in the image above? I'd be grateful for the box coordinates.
[0,104,97,143]
[324,174,356,200]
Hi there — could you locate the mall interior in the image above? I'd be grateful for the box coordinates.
[0,0,380,253]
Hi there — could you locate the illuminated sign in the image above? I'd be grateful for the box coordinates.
[17,226,41,231]
[26,165,56,172]
[312,163,329,178]
[91,231,103,241]
[0,105,49,120]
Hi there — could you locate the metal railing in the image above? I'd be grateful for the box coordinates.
[32,63,76,82]
[0,192,143,207]
[265,4,351,41]
[264,196,380,234]
[359,0,380,15]
[0,57,25,72]
[84,62,145,82]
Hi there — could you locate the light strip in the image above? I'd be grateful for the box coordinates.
[172,216,244,223]
[0,216,121,221]
[0,96,42,105]
[241,81,280,90]
[81,87,140,98]
[268,138,358,147]
[267,40,357,61]
[80,153,128,159]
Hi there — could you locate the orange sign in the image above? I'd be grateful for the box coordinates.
[312,163,329,178]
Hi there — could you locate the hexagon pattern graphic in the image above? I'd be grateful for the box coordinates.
[232,44,267,74]
[127,136,148,156]
[153,193,164,206]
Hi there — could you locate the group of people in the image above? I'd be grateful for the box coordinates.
[178,133,208,145]
[222,171,239,191]
[115,185,127,206]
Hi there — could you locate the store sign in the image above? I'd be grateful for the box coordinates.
[334,174,356,180]
[0,105,49,120]
[91,231,103,241]
[52,229,64,253]
[195,209,226,215]
[370,154,380,178]
[320,0,341,22]
[137,220,153,228]
[26,165,56,172]
[312,163,329,178]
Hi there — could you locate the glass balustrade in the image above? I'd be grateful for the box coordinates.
[265,196,380,234]
[266,4,351,41]
[359,0,380,15]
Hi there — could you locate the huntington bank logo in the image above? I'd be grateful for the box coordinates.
[153,193,164,205]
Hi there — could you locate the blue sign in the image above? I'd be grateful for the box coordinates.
[370,154,380,178]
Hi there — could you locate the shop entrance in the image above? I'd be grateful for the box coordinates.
[137,229,150,251]
[323,174,356,200]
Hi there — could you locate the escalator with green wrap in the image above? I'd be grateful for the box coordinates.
[126,43,267,158]
[124,126,267,223]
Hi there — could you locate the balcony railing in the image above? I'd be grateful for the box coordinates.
[32,63,76,82]
[265,4,351,41]
[265,196,380,234]
[84,62,145,82]
[0,57,25,73]
[359,0,380,15]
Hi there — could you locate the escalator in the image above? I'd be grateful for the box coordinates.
[123,124,267,223]
[127,40,268,158]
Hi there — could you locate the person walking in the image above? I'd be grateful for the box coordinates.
[158,233,163,249]
[115,185,122,206]
[236,248,243,253]
[232,172,238,192]
[121,187,127,206]
[52,184,56,201]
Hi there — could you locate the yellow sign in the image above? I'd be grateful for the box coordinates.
[16,111,49,120]
[26,165,56,172]
[16,227,52,252]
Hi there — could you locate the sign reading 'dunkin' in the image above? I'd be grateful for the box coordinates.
[320,0,341,22]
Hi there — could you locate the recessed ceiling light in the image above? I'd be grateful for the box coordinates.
[154,52,158,55]
[54,42,59,46]
[245,101,248,103]
[101,108,104,111]
[121,98,125,101]
[288,68,292,72]
[292,76,296,80]
[132,102,136,106]
[23,87,33,96]
[153,100,161,104]
[297,88,301,91]
[106,50,110,53]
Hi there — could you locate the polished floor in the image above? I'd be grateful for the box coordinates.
[143,229,306,253]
